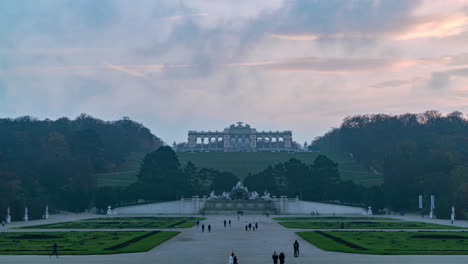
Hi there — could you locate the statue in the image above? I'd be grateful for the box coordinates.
[249,191,259,200]
[262,191,272,200]
[208,191,219,200]
[44,205,49,220]
[221,191,231,200]
[6,207,11,223]
[107,206,113,215]
[24,207,29,221]
[367,206,373,216]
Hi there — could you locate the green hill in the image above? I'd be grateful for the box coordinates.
[97,152,383,187]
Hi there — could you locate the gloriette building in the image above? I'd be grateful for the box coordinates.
[176,122,295,152]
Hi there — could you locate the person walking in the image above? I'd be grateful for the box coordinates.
[279,252,285,264]
[197,220,200,228]
[272,251,279,264]
[293,240,300,257]
[229,220,231,227]
[255,222,258,229]
[208,224,211,232]
[233,254,238,264]
[245,225,248,231]
[248,223,252,230]
[224,220,227,228]
[229,253,234,264]
[49,242,59,258]
[202,224,205,232]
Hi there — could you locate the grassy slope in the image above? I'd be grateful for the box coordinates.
[0,231,179,255]
[97,152,383,187]
[297,231,468,255]
[279,221,462,229]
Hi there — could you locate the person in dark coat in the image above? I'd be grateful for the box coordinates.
[255,222,258,229]
[224,220,227,227]
[49,242,59,258]
[248,223,252,230]
[293,240,299,257]
[272,251,279,264]
[279,252,285,264]
[245,225,248,231]
[208,224,211,232]
[202,224,205,232]
[233,254,238,264]
[229,220,231,227]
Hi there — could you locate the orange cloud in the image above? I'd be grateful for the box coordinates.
[395,13,468,40]
[267,13,468,41]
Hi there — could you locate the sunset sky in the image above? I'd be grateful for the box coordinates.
[1,0,468,144]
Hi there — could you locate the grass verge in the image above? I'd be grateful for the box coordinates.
[297,231,468,255]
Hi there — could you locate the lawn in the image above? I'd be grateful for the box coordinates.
[0,231,179,255]
[297,231,468,255]
[273,216,397,221]
[279,221,462,229]
[22,217,203,229]
[97,152,383,187]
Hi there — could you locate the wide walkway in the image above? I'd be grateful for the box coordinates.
[1,214,468,264]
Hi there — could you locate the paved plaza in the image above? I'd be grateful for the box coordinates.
[1,214,468,264]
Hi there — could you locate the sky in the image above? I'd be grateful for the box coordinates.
[1,0,468,144]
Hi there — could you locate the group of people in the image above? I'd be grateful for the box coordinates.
[271,251,285,264]
[229,240,299,264]
[245,222,258,231]
[196,220,212,232]
[224,219,232,227]
[228,252,238,264]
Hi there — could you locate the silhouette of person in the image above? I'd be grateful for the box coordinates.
[202,224,205,232]
[49,242,59,258]
[293,240,299,257]
[248,223,252,230]
[229,220,231,227]
[224,220,227,227]
[279,252,285,264]
[197,220,200,228]
[255,222,258,229]
[208,224,211,232]
[245,225,248,231]
[229,253,234,264]
[272,251,279,264]
[233,254,238,264]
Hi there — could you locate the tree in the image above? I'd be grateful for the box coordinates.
[211,172,239,194]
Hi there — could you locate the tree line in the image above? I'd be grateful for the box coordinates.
[311,111,468,218]
[0,114,162,220]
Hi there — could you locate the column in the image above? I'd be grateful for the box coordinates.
[250,135,257,151]
[223,135,231,152]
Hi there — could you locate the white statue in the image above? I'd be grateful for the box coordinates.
[6,207,11,223]
[107,206,113,215]
[451,206,455,223]
[208,191,219,200]
[24,207,29,221]
[249,191,259,200]
[221,191,231,200]
[367,206,373,216]
[262,191,272,200]
[44,205,49,220]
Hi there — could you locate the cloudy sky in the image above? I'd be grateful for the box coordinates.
[1,0,468,144]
